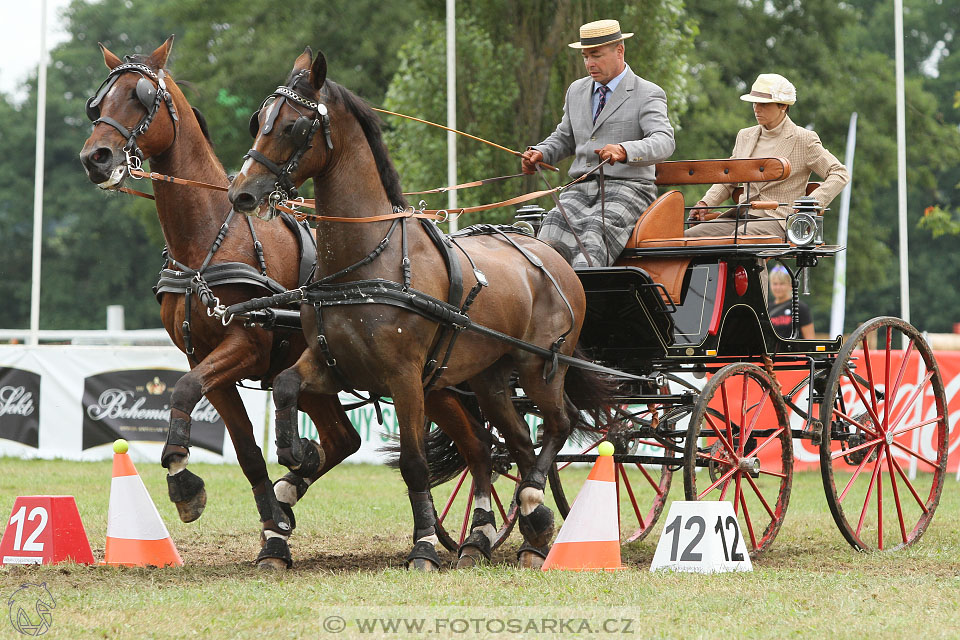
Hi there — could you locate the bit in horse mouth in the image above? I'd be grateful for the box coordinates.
[96,164,127,190]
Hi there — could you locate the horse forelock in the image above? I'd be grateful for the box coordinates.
[298,78,407,210]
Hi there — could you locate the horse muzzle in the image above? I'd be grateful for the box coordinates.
[79,144,127,189]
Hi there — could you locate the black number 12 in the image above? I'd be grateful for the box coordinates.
[715,515,745,561]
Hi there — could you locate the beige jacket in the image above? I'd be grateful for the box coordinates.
[700,116,849,225]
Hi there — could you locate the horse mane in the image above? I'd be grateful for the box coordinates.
[289,72,408,209]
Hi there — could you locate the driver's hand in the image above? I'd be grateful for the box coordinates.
[594,144,627,165]
[521,149,544,174]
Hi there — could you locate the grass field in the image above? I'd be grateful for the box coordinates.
[2,457,959,639]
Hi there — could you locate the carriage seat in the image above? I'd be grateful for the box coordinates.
[613,158,794,304]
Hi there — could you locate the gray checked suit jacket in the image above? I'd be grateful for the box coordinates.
[531,65,675,182]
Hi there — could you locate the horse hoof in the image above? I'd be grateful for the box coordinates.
[517,503,554,548]
[456,547,487,569]
[173,486,206,523]
[406,540,441,572]
[167,469,206,522]
[407,557,440,571]
[518,550,546,569]
[257,557,289,571]
[256,536,293,570]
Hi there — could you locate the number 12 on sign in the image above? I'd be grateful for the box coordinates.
[650,501,752,573]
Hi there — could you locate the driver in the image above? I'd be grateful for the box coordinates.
[521,19,675,267]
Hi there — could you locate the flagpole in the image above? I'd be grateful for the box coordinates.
[29,0,49,346]
[894,0,910,333]
[829,112,857,338]
[446,0,458,232]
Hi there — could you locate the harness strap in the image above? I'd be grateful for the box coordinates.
[536,164,593,266]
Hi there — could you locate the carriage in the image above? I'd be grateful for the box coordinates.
[80,41,947,568]
[426,157,948,556]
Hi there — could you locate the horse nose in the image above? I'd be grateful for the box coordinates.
[230,189,260,214]
[80,146,115,180]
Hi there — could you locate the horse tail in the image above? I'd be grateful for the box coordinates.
[381,391,485,488]
[562,346,619,440]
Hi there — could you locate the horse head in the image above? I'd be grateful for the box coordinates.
[79,36,180,187]
[229,47,331,219]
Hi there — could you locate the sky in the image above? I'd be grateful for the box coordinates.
[0,0,73,102]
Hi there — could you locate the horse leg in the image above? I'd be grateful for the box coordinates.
[392,380,444,571]
[468,363,555,568]
[513,363,574,566]
[162,367,210,523]
[424,391,496,568]
[272,391,361,530]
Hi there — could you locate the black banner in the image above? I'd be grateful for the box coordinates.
[81,369,225,454]
[0,367,40,448]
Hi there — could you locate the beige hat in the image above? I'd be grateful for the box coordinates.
[740,73,797,105]
[568,19,634,49]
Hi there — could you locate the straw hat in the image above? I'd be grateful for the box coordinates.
[568,19,634,49]
[740,73,797,105]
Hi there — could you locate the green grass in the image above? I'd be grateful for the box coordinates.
[2,458,959,639]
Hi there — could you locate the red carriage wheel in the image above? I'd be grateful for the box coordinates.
[683,363,792,554]
[819,317,948,551]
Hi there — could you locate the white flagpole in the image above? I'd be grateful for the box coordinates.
[894,0,910,332]
[29,0,49,346]
[446,0,458,233]
[829,112,857,338]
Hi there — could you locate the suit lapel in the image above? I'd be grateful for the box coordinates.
[768,117,798,162]
[738,126,762,157]
[592,71,634,131]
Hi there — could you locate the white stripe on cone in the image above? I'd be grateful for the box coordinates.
[553,478,619,543]
[107,475,173,541]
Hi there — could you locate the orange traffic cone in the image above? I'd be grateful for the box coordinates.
[542,442,623,571]
[104,440,182,567]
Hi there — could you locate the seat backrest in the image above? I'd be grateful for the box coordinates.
[623,190,684,249]
[654,157,791,186]
[731,181,821,206]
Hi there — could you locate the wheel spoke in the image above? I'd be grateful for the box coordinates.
[876,449,884,550]
[886,371,935,434]
[704,412,739,459]
[743,389,771,447]
[720,382,734,457]
[699,464,739,499]
[861,336,880,411]
[830,407,881,439]
[830,436,883,461]
[491,484,509,522]
[618,464,647,532]
[438,468,469,522]
[500,471,520,483]
[885,444,908,544]
[636,462,665,495]
[881,340,915,428]
[883,327,892,434]
[746,427,785,458]
[890,439,940,469]
[745,473,776,520]
[733,473,742,515]
[739,489,758,549]
[854,453,883,535]
[891,415,943,439]
[459,483,475,544]
[739,376,748,456]
[839,444,880,502]
[889,454,930,514]
[757,468,788,479]
[843,366,884,433]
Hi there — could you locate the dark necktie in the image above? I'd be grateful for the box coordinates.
[594,85,610,124]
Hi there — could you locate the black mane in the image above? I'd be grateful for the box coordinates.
[289,72,407,209]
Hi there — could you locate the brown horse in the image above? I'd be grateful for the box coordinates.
[78,38,490,569]
[228,48,611,570]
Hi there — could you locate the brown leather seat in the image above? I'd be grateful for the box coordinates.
[623,190,685,249]
[636,234,783,248]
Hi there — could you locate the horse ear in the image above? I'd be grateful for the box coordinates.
[148,35,175,69]
[311,50,327,90]
[293,47,313,72]
[99,43,122,70]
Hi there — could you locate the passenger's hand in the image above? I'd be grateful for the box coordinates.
[594,144,627,165]
[689,200,712,221]
[521,149,544,174]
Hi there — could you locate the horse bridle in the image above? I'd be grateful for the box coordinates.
[85,60,179,171]
[245,71,334,210]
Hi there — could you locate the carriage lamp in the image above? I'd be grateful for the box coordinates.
[786,196,824,246]
[515,204,547,236]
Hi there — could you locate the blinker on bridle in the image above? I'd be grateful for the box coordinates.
[245,70,334,211]
[85,60,179,171]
